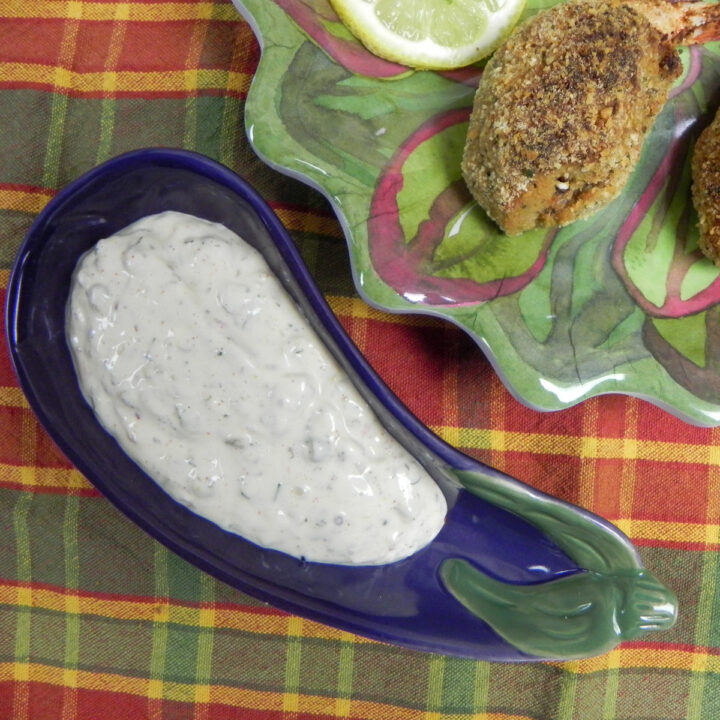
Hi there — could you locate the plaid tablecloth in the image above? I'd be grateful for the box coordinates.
[1,1,719,718]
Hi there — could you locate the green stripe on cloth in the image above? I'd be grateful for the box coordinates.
[193,573,215,709]
[41,12,82,190]
[11,493,32,720]
[555,670,578,720]
[427,654,445,714]
[183,13,212,151]
[61,496,80,718]
[41,92,69,191]
[95,10,128,165]
[283,616,304,713]
[334,634,355,716]
[600,668,619,720]
[687,550,720,720]
[473,662,491,715]
[149,544,170,708]
[97,99,118,165]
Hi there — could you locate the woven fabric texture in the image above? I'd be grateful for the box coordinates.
[0,1,719,718]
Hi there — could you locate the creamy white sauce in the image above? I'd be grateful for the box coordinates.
[66,211,446,565]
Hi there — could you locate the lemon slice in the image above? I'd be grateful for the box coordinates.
[329,0,526,70]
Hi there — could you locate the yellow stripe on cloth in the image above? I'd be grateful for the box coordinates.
[439,426,720,465]
[326,295,438,326]
[0,582,376,642]
[273,207,343,239]
[0,388,30,409]
[1,1,237,22]
[560,647,720,675]
[0,187,54,215]
[0,466,93,493]
[614,519,720,547]
[0,63,252,96]
[0,663,609,720]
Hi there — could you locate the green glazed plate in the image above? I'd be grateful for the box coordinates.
[234,0,720,425]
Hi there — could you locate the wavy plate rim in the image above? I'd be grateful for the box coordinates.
[235,0,720,429]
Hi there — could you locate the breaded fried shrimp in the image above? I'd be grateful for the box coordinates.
[462,0,720,236]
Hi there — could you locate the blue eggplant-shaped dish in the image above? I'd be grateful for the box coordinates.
[5,149,677,662]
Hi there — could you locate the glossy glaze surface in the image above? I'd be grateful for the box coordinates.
[235,0,720,426]
[6,149,676,661]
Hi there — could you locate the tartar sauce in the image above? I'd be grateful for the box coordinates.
[66,211,447,565]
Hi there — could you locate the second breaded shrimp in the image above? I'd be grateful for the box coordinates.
[692,108,720,265]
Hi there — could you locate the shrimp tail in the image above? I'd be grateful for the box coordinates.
[626,0,720,45]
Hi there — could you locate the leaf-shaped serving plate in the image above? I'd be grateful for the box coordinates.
[234,0,720,426]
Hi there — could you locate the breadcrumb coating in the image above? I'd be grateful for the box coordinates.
[692,110,720,266]
[462,0,682,236]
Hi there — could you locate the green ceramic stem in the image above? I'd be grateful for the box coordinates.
[440,468,678,660]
